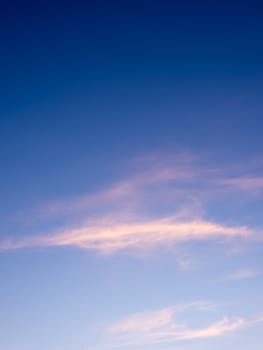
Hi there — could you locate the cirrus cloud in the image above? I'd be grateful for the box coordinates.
[0,215,251,254]
[1,152,262,258]
[105,302,263,348]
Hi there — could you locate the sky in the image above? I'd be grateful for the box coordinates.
[0,1,263,349]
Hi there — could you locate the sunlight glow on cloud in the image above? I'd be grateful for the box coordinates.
[0,215,251,253]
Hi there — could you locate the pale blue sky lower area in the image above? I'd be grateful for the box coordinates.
[0,151,262,350]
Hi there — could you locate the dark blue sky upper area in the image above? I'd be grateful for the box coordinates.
[1,0,262,109]
[0,1,262,217]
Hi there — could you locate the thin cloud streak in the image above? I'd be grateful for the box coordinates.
[219,177,263,192]
[0,215,251,253]
[36,153,263,224]
[109,302,215,334]
[227,269,259,280]
[41,165,196,218]
[106,303,263,348]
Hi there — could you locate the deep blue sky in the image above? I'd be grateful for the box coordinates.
[0,2,263,350]
[1,1,263,207]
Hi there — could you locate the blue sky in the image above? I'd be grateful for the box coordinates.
[0,1,263,349]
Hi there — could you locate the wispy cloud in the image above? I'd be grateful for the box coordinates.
[1,152,262,257]
[40,160,197,218]
[0,215,251,253]
[227,268,259,281]
[219,177,263,193]
[106,302,263,348]
[108,302,215,334]
[37,152,263,223]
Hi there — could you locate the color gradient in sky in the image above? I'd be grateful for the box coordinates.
[0,1,263,349]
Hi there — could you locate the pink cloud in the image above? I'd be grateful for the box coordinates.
[2,152,262,259]
[106,302,263,348]
[219,177,263,192]
[0,214,251,254]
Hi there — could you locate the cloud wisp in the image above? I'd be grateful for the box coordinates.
[40,160,197,218]
[1,152,262,256]
[0,215,251,254]
[227,269,260,281]
[218,176,263,194]
[106,302,263,348]
[37,152,263,225]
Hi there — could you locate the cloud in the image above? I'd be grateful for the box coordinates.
[227,269,259,281]
[1,152,262,257]
[109,307,176,334]
[219,177,263,193]
[36,153,263,226]
[106,303,263,348]
[108,302,215,334]
[0,215,251,254]
[40,163,197,218]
